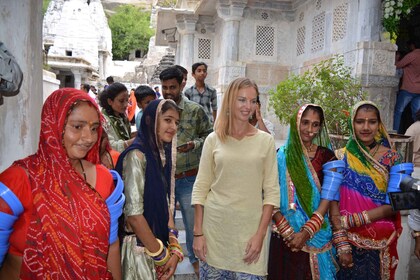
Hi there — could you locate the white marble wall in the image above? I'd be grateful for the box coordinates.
[0,0,43,172]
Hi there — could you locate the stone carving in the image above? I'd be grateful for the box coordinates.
[332,3,348,42]
[311,12,325,53]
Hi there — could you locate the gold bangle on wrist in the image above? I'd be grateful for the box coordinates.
[144,238,164,257]
[411,231,420,238]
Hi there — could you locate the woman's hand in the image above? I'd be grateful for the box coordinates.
[338,252,354,269]
[243,233,264,265]
[161,254,179,280]
[286,231,309,252]
[193,235,207,262]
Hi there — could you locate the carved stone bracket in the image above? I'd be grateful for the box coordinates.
[216,0,247,21]
[176,14,198,35]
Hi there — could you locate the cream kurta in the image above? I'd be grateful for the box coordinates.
[192,131,280,276]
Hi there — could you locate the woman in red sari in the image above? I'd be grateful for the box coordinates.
[0,88,122,279]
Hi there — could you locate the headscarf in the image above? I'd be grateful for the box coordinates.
[14,88,111,279]
[285,104,331,217]
[340,101,402,234]
[339,101,402,279]
[278,104,336,279]
[116,99,177,246]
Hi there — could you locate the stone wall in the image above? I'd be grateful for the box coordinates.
[0,0,43,172]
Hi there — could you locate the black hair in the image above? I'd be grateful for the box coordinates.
[134,85,156,103]
[355,104,381,122]
[81,83,90,92]
[106,76,114,84]
[98,82,128,115]
[303,105,325,126]
[192,62,207,74]
[173,65,188,75]
[159,67,184,85]
[154,86,159,90]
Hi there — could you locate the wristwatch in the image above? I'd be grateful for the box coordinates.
[411,231,420,238]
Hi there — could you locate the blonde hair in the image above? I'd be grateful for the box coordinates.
[214,77,259,142]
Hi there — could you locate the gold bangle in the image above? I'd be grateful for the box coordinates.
[144,238,164,257]
[412,231,420,238]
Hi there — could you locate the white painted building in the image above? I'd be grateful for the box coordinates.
[43,0,113,89]
[154,0,401,138]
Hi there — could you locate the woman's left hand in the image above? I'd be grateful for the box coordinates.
[286,231,309,252]
[243,233,264,265]
[160,255,179,280]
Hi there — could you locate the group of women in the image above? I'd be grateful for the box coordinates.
[190,78,404,280]
[0,75,406,280]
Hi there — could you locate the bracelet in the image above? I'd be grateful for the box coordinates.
[193,233,204,237]
[169,227,179,238]
[412,231,420,238]
[144,238,164,257]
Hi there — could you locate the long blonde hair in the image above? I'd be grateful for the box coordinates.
[214,77,259,142]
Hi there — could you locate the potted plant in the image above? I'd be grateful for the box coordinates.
[269,55,367,150]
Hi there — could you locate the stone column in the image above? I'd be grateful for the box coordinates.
[176,14,198,70]
[0,0,43,171]
[72,69,82,89]
[216,0,247,91]
[354,41,399,130]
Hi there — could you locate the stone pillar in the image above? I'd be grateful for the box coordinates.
[0,0,43,171]
[72,69,82,89]
[176,14,198,70]
[354,41,399,130]
[216,0,247,91]
[355,0,382,42]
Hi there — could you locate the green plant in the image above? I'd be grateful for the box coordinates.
[382,0,419,41]
[108,5,154,60]
[269,55,367,137]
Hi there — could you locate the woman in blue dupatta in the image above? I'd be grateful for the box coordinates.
[115,99,184,280]
[330,101,403,280]
[268,104,340,279]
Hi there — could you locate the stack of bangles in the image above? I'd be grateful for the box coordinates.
[168,227,184,263]
[332,229,352,256]
[145,239,171,266]
[275,215,294,239]
[341,210,371,230]
[300,211,324,239]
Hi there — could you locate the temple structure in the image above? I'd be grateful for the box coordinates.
[43,0,113,88]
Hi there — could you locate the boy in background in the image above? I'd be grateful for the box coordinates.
[185,62,217,122]
[134,85,157,131]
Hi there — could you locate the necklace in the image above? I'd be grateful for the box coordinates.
[78,159,87,181]
[370,143,380,158]
[367,141,377,150]
[306,143,314,152]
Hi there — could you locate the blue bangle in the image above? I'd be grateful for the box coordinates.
[390,163,414,175]
[106,170,124,205]
[0,229,13,246]
[0,212,18,230]
[322,160,345,173]
[0,182,24,216]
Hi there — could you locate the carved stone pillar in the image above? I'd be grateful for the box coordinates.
[72,69,82,89]
[354,41,399,129]
[176,14,198,70]
[216,0,247,91]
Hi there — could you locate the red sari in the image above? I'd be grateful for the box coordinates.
[0,89,112,279]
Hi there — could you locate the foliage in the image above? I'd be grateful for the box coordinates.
[156,0,177,7]
[108,5,154,60]
[43,0,51,15]
[382,0,419,41]
[269,55,367,137]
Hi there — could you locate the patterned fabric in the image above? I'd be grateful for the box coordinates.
[116,99,177,246]
[336,245,381,280]
[200,261,266,280]
[272,104,337,280]
[12,88,111,279]
[102,109,131,152]
[184,84,217,122]
[175,96,213,174]
[338,101,403,280]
